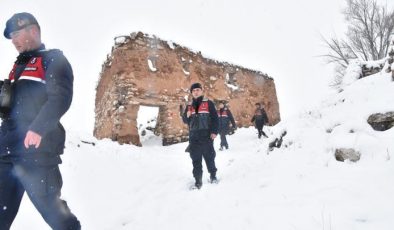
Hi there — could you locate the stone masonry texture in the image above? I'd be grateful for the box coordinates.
[94,32,281,146]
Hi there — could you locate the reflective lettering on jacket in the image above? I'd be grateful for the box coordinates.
[9,57,46,84]
[217,109,229,117]
[187,101,210,131]
[218,109,232,131]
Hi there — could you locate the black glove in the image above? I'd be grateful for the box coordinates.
[185,144,190,153]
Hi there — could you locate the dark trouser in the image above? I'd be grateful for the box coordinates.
[0,158,80,230]
[219,131,228,148]
[256,124,267,138]
[189,140,217,179]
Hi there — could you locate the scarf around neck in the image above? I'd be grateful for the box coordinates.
[192,96,204,113]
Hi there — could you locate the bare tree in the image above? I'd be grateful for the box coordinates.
[321,0,394,79]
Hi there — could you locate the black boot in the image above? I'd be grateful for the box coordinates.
[210,173,218,184]
[195,177,203,189]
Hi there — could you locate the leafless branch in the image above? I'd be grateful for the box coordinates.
[320,0,394,83]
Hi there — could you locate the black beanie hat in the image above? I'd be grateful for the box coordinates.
[4,12,40,39]
[190,82,202,93]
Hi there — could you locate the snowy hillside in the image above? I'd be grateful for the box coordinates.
[273,71,394,162]
[11,72,394,229]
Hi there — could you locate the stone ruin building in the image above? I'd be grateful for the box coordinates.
[94,32,281,146]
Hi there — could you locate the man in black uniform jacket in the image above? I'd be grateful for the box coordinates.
[182,83,219,189]
[251,103,269,138]
[217,101,236,150]
[0,12,80,230]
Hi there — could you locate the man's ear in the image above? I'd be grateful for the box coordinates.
[30,25,41,38]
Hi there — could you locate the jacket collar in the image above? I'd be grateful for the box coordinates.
[15,44,45,64]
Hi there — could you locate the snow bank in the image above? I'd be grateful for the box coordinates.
[273,70,394,162]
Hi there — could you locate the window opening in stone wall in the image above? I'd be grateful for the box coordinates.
[137,105,161,146]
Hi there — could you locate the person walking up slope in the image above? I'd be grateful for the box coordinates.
[217,101,236,151]
[182,83,219,189]
[251,102,269,138]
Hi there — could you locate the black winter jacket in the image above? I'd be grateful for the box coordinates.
[251,108,268,127]
[217,108,236,133]
[0,44,73,162]
[182,96,218,143]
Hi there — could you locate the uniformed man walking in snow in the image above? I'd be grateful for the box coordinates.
[251,102,269,138]
[0,12,80,229]
[182,83,219,189]
[217,101,236,151]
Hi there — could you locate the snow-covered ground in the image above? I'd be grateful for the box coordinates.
[10,68,394,229]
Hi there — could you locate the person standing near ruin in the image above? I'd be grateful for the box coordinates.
[217,101,236,151]
[251,102,269,138]
[182,83,219,189]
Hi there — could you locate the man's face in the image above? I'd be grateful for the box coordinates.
[10,26,36,53]
[219,103,224,109]
[191,88,203,99]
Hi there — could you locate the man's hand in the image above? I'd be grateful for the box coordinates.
[210,133,217,140]
[24,130,42,149]
[187,111,192,118]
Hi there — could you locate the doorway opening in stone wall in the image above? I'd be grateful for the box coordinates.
[137,105,161,146]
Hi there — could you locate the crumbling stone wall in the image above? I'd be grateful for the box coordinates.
[94,32,281,146]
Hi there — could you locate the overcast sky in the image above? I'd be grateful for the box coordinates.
[1,0,392,131]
